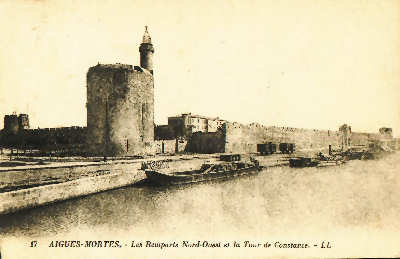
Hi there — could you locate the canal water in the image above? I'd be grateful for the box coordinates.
[0,153,399,258]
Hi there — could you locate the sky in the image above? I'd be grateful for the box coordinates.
[0,0,399,135]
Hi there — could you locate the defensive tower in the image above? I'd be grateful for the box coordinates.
[3,113,19,135]
[86,28,155,156]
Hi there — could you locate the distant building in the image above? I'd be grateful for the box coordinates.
[167,113,225,138]
[18,114,30,130]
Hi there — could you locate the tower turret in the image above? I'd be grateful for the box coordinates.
[139,26,154,74]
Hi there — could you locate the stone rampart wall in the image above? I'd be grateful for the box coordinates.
[153,139,188,154]
[224,122,343,153]
[186,132,225,154]
[154,140,176,154]
[350,132,380,146]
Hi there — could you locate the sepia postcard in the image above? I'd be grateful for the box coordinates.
[0,0,399,258]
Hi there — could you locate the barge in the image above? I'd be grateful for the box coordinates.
[145,155,261,185]
[289,157,320,168]
[289,152,346,168]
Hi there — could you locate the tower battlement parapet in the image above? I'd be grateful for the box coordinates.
[89,63,133,71]
[139,43,154,53]
[87,64,153,78]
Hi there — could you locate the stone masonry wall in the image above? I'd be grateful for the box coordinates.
[154,140,176,154]
[224,122,343,153]
[154,139,188,154]
[223,122,394,154]
[86,64,154,156]
[186,132,225,154]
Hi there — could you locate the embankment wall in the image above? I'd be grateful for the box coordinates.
[0,155,218,214]
[0,162,142,192]
[0,170,145,215]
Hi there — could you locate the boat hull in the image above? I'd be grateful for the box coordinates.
[145,166,260,186]
[289,157,319,168]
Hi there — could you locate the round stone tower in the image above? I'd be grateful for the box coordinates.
[139,26,154,74]
[86,64,154,156]
[86,28,155,156]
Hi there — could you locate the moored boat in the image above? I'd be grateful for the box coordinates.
[289,152,346,168]
[289,157,319,168]
[145,155,261,185]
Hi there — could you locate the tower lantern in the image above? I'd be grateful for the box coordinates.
[139,26,154,74]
